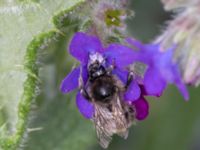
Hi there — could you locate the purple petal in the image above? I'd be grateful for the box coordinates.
[112,68,128,84]
[126,37,161,54]
[60,67,80,93]
[104,44,137,68]
[175,77,189,100]
[69,32,103,64]
[132,97,149,120]
[126,37,144,50]
[156,47,176,81]
[126,38,189,100]
[156,48,189,100]
[139,85,148,96]
[126,38,160,64]
[144,68,167,97]
[81,65,88,85]
[124,81,141,101]
[76,92,94,119]
[167,63,189,100]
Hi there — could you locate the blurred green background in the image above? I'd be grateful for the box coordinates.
[22,0,200,150]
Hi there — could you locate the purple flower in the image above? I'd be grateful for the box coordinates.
[60,32,189,123]
[60,32,148,119]
[126,38,189,100]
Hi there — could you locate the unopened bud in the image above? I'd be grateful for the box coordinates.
[156,0,200,86]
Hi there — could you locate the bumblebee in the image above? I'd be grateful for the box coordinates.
[79,53,135,148]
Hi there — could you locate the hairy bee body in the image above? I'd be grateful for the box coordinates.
[84,53,135,148]
[87,74,135,148]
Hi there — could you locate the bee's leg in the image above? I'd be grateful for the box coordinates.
[125,71,134,89]
[106,65,114,75]
[80,88,91,100]
[106,61,115,75]
[78,67,91,101]
[79,80,91,100]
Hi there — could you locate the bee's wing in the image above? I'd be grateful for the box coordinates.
[92,97,130,148]
[92,104,113,149]
[94,119,112,149]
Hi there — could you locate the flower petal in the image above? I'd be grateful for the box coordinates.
[132,97,149,120]
[69,32,103,64]
[144,68,167,97]
[76,92,94,119]
[60,67,80,93]
[126,37,144,50]
[174,77,189,100]
[156,47,176,82]
[126,38,160,64]
[126,38,189,100]
[81,64,88,85]
[112,68,128,84]
[124,81,141,101]
[104,44,137,68]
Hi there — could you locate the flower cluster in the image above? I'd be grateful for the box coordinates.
[89,0,132,40]
[60,32,189,121]
[158,0,200,86]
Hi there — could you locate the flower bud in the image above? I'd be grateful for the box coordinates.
[156,0,200,86]
[88,0,133,41]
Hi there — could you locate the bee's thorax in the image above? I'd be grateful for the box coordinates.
[91,75,116,103]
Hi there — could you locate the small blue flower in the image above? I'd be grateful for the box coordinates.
[126,38,189,100]
[60,32,145,119]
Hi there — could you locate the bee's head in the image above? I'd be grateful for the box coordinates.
[88,53,106,81]
[89,62,106,80]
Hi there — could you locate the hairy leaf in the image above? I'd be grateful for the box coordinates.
[0,0,96,149]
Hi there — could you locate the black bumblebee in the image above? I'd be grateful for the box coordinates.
[79,53,135,148]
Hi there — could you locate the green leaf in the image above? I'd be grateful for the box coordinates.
[0,0,96,149]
